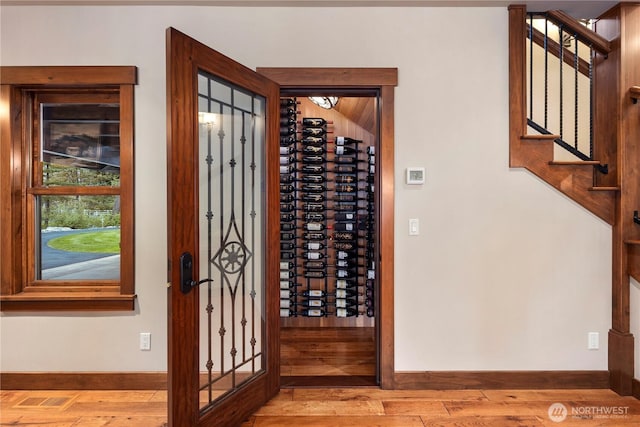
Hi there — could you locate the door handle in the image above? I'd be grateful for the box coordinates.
[179,252,212,294]
[179,252,196,294]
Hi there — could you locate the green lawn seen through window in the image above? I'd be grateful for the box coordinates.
[47,229,120,253]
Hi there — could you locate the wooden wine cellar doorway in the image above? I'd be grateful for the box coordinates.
[256,68,397,388]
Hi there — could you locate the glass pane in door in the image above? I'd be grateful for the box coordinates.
[196,70,266,410]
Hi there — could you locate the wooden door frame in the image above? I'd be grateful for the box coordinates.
[256,68,397,389]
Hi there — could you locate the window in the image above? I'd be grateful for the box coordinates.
[0,66,136,311]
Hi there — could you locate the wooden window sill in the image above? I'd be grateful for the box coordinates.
[0,292,136,312]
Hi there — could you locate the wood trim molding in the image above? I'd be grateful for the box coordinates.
[1,371,610,391]
[0,66,137,85]
[0,372,167,390]
[256,67,397,390]
[0,294,136,311]
[394,371,610,390]
[256,68,397,87]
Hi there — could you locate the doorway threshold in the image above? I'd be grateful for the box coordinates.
[280,375,378,388]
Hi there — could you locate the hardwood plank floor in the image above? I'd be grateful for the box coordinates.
[2,388,639,426]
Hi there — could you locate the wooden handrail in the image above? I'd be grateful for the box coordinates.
[546,10,611,55]
[527,24,590,77]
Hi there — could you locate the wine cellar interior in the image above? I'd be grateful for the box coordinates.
[279,93,379,386]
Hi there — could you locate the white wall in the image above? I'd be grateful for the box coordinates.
[0,5,612,372]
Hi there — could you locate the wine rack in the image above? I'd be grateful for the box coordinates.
[279,97,376,320]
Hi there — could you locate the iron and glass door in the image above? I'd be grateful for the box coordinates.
[166,28,280,427]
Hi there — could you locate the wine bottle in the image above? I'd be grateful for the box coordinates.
[334,164,358,174]
[280,136,297,146]
[280,289,294,299]
[334,183,357,193]
[335,136,362,146]
[332,232,356,241]
[279,165,294,174]
[280,117,299,126]
[280,213,295,222]
[280,280,293,289]
[333,156,363,164]
[280,107,300,115]
[280,194,294,203]
[280,242,295,250]
[302,127,331,137]
[280,252,295,260]
[335,289,361,299]
[301,164,324,174]
[334,175,357,183]
[334,146,361,155]
[332,222,356,232]
[336,250,357,260]
[334,212,356,221]
[336,308,359,318]
[280,174,294,183]
[304,223,325,231]
[301,155,325,164]
[333,194,358,203]
[301,136,325,146]
[336,269,357,278]
[336,279,357,289]
[334,299,365,309]
[301,183,325,193]
[280,184,294,193]
[334,202,361,211]
[280,232,295,240]
[302,146,324,155]
[301,251,324,260]
[280,308,295,317]
[279,98,299,107]
[280,155,295,165]
[280,222,296,232]
[279,270,294,279]
[280,146,294,155]
[280,299,292,309]
[303,241,324,250]
[334,242,357,251]
[279,261,294,270]
[303,118,333,127]
[302,299,326,308]
[302,203,324,212]
[303,232,325,241]
[301,309,325,317]
[302,289,327,298]
[280,126,296,136]
[301,175,327,183]
[335,259,360,268]
[302,193,324,203]
[280,203,295,212]
[304,213,324,222]
[304,260,326,270]
[304,270,327,279]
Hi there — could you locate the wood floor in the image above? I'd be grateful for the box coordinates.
[2,388,639,426]
[3,328,639,425]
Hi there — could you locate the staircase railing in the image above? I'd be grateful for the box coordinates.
[526,10,611,172]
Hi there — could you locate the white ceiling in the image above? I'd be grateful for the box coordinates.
[0,0,619,19]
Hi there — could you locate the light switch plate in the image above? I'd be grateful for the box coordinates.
[588,332,599,350]
[409,218,419,235]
